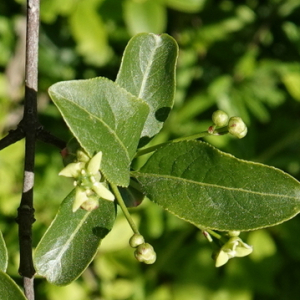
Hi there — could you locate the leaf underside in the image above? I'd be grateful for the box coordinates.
[34,190,116,285]
[132,141,300,231]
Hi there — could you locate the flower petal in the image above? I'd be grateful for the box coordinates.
[235,241,253,257]
[59,162,85,178]
[215,250,229,267]
[73,187,89,212]
[93,182,115,201]
[87,151,102,175]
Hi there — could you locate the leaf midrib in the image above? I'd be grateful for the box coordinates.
[138,35,162,100]
[53,92,130,161]
[42,210,92,280]
[134,172,299,200]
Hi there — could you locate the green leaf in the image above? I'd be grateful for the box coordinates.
[0,271,27,300]
[34,190,116,285]
[132,141,300,231]
[40,0,76,23]
[68,0,112,66]
[116,33,178,145]
[49,77,149,187]
[166,0,206,13]
[124,0,167,35]
[282,72,300,101]
[0,231,7,272]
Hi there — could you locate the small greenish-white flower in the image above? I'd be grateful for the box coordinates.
[59,151,115,212]
[228,117,247,139]
[215,236,253,267]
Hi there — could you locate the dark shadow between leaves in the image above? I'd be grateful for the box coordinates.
[138,107,172,148]
[92,227,110,238]
[155,107,171,122]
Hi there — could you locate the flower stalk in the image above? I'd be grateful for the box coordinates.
[135,110,247,157]
[110,183,140,235]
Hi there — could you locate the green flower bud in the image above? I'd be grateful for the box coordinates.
[76,150,90,163]
[228,117,247,139]
[212,110,229,127]
[129,233,145,248]
[134,243,156,264]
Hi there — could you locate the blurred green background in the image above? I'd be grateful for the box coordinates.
[1,0,300,299]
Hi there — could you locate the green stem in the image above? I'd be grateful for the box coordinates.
[206,229,222,240]
[135,127,229,157]
[110,183,140,235]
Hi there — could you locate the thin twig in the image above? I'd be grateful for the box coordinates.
[37,128,66,149]
[23,277,35,300]
[0,128,25,150]
[15,1,40,299]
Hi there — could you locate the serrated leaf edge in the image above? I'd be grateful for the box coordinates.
[131,140,300,231]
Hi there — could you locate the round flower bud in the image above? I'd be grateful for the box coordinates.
[134,243,156,264]
[129,233,145,248]
[228,117,247,139]
[212,110,229,127]
[76,150,90,163]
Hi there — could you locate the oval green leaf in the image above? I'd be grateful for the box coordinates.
[116,33,178,144]
[49,77,149,187]
[0,231,8,272]
[34,190,116,285]
[0,271,27,300]
[132,141,300,231]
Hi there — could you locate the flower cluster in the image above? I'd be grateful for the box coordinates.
[59,150,115,212]
[208,110,248,139]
